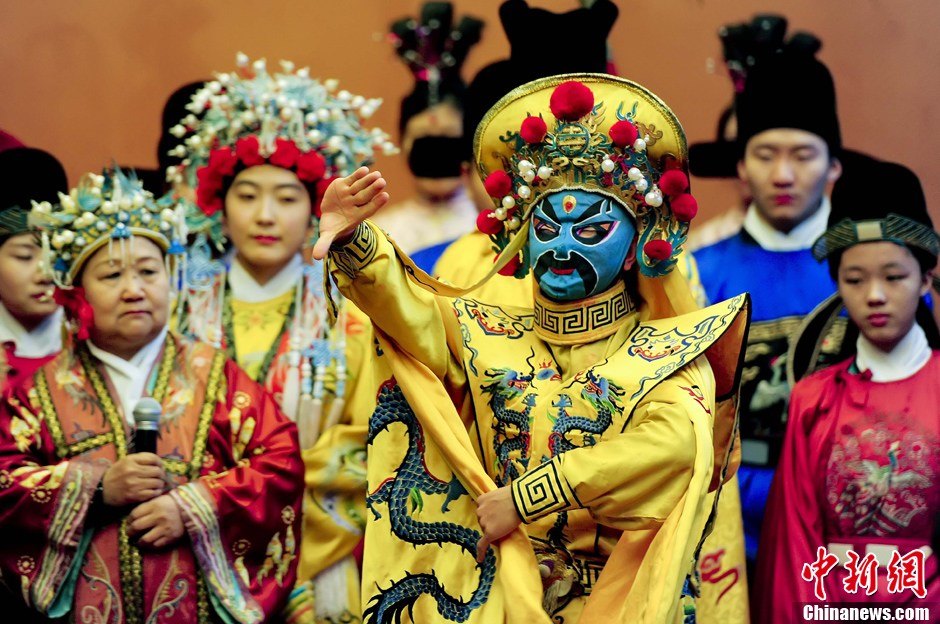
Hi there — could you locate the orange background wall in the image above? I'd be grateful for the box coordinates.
[2,0,938,227]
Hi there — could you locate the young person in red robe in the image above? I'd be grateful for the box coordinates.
[0,148,68,389]
[0,168,304,623]
[756,158,939,622]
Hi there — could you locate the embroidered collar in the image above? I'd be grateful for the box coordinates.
[533,280,636,345]
[229,253,303,303]
[743,196,831,251]
[855,322,932,382]
[0,303,63,359]
[87,326,168,423]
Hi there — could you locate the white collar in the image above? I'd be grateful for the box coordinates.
[229,254,303,303]
[87,326,168,423]
[855,323,932,382]
[0,303,63,358]
[742,196,831,251]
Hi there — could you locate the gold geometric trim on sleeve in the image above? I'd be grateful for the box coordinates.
[510,459,579,524]
[330,222,378,279]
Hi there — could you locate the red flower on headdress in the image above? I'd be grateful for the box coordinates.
[269,138,301,169]
[296,151,327,182]
[207,147,238,177]
[643,239,674,261]
[520,116,548,144]
[670,194,698,222]
[235,136,266,167]
[658,170,689,197]
[609,120,639,148]
[53,287,94,341]
[496,252,522,276]
[313,176,336,219]
[484,171,512,198]
[476,209,503,235]
[195,166,225,216]
[549,81,594,121]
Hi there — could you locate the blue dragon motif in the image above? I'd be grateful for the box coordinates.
[364,379,496,624]
[480,366,537,486]
[547,370,624,458]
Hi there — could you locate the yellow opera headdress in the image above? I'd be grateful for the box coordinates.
[473,73,698,279]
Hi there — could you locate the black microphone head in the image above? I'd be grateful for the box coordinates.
[133,397,162,431]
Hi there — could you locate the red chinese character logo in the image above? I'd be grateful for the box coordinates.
[886,549,927,598]
[842,550,879,596]
[801,546,840,601]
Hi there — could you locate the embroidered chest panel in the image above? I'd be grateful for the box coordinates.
[455,295,745,486]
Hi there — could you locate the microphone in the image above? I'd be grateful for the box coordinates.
[132,397,162,454]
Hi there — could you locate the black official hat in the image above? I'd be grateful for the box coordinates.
[0,147,68,245]
[736,50,842,159]
[788,156,939,384]
[690,14,822,178]
[462,0,618,159]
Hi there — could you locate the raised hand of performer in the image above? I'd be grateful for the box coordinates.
[311,166,389,260]
[475,485,522,562]
[101,453,166,506]
[128,494,185,549]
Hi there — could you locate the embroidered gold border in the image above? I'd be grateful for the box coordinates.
[79,337,176,623]
[331,222,378,279]
[188,351,226,481]
[533,281,636,345]
[34,372,68,458]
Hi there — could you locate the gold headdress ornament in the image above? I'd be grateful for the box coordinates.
[29,167,187,290]
[473,73,698,279]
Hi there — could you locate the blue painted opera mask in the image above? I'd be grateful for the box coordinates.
[529,190,636,301]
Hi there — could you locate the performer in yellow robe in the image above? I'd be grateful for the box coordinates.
[0,168,304,623]
[166,55,398,624]
[314,75,750,622]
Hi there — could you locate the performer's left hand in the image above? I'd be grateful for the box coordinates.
[475,486,521,562]
[128,494,185,549]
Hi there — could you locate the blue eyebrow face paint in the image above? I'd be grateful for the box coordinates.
[529,190,636,301]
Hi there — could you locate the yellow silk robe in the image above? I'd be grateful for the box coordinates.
[329,222,749,623]
[434,232,751,622]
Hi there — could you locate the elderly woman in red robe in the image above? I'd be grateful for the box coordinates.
[0,168,304,623]
[755,158,939,622]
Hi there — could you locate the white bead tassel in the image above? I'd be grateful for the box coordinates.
[313,556,357,621]
[280,349,301,421]
[297,359,319,449]
[323,301,348,430]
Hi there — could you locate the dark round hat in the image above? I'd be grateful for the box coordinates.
[0,147,68,245]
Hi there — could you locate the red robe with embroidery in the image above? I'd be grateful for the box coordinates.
[0,342,56,393]
[0,333,304,623]
[756,352,940,623]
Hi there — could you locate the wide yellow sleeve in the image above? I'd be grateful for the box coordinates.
[329,221,465,386]
[512,359,714,531]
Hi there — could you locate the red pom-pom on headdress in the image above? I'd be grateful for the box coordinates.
[313,177,336,218]
[476,209,503,235]
[519,116,548,144]
[496,252,522,276]
[484,170,513,198]
[235,136,266,167]
[269,138,301,169]
[54,287,94,341]
[670,194,698,222]
[658,170,689,197]
[549,81,594,121]
[609,120,639,148]
[643,239,674,261]
[296,151,327,182]
[207,148,238,177]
